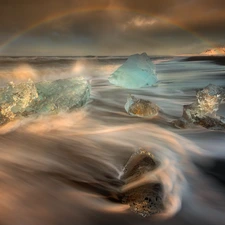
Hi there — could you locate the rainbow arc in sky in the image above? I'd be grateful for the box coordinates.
[0,5,215,54]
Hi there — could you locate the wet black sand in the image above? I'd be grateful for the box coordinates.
[183,56,225,66]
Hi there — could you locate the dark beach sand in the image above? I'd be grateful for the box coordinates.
[183,56,225,66]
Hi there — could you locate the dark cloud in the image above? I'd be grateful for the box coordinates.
[0,0,224,55]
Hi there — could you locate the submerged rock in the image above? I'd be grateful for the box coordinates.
[0,77,90,125]
[122,183,164,217]
[121,149,158,182]
[174,84,225,130]
[120,149,164,217]
[108,52,157,89]
[125,95,159,118]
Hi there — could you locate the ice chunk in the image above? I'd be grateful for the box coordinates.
[108,52,157,88]
[0,79,38,124]
[174,84,225,130]
[183,84,224,121]
[0,77,90,125]
[32,77,90,114]
[125,95,159,118]
[120,149,164,217]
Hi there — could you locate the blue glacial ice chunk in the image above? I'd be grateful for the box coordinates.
[0,77,90,124]
[33,77,90,114]
[108,52,157,88]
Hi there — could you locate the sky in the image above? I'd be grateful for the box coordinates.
[0,0,224,56]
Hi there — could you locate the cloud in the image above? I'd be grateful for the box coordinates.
[122,16,157,30]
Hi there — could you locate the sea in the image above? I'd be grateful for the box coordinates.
[0,55,224,225]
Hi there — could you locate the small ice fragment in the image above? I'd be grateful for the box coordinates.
[108,52,157,88]
[125,95,159,118]
[174,84,225,130]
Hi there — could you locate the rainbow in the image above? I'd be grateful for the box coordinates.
[0,5,216,54]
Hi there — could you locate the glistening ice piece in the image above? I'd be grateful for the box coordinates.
[109,53,157,88]
[174,84,225,130]
[0,77,90,125]
[125,95,159,118]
